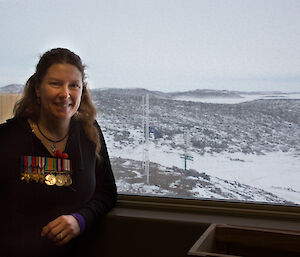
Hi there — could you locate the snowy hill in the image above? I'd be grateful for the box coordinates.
[170,89,243,98]
[94,88,300,156]
[93,88,170,99]
[0,84,24,93]
[92,88,300,204]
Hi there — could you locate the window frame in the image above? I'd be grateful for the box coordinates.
[116,193,300,222]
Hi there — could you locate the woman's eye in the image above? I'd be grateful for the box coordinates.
[70,83,80,88]
[49,81,60,86]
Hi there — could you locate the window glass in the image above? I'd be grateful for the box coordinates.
[1,0,300,205]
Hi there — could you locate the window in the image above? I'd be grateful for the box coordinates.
[1,0,299,206]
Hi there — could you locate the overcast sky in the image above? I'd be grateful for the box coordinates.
[0,0,299,92]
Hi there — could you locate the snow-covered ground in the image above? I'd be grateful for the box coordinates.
[106,137,300,204]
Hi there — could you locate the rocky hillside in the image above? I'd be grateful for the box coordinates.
[92,88,300,156]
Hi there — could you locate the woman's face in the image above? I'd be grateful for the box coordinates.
[36,63,83,122]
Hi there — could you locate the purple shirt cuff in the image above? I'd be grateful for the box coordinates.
[71,213,86,234]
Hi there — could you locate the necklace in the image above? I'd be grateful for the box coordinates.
[36,123,69,153]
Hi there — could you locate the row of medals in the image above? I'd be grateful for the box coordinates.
[21,171,72,186]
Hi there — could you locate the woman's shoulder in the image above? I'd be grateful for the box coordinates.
[72,118,101,130]
[70,118,104,143]
[0,117,18,131]
[0,118,19,145]
[0,117,28,135]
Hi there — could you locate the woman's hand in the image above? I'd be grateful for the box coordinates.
[41,215,80,246]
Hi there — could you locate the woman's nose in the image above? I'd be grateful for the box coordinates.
[59,84,70,98]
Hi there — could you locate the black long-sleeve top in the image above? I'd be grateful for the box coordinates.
[0,117,117,257]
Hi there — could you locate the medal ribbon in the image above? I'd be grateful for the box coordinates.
[45,157,49,172]
[56,158,62,172]
[27,156,32,174]
[53,158,56,172]
[23,156,28,173]
[38,156,43,170]
[63,159,71,171]
[32,156,36,173]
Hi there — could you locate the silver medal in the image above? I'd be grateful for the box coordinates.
[64,175,72,186]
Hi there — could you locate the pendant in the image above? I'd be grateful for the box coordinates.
[52,143,57,154]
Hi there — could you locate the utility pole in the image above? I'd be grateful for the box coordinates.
[142,94,150,184]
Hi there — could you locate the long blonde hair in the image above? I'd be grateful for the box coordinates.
[14,48,101,159]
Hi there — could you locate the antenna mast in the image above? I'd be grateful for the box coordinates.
[142,94,150,184]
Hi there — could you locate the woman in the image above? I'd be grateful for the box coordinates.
[0,48,117,257]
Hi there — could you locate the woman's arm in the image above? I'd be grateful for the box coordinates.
[74,121,117,229]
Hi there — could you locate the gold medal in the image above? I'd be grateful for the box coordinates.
[45,174,56,186]
[32,173,40,183]
[55,174,66,186]
[24,173,31,182]
[20,172,30,182]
